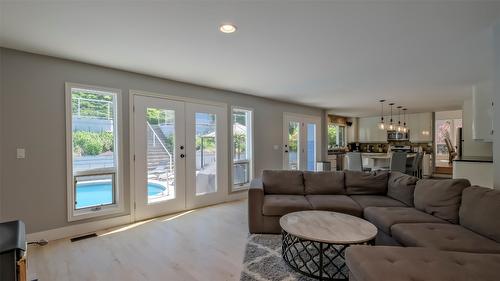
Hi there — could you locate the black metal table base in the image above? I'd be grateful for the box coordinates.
[282,230,373,281]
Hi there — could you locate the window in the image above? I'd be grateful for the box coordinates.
[232,108,253,189]
[328,124,346,149]
[66,83,122,221]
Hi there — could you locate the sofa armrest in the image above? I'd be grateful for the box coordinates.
[248,178,265,233]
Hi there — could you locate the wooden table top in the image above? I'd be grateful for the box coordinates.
[279,211,377,244]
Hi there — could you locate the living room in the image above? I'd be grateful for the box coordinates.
[0,1,499,281]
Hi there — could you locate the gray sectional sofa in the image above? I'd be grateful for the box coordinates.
[248,170,500,280]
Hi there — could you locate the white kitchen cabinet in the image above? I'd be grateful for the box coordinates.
[408,113,432,143]
[358,116,387,143]
[472,83,494,142]
[357,113,432,143]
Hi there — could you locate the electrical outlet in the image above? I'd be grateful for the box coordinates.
[16,148,25,159]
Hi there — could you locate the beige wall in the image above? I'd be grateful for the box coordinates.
[0,48,324,233]
[462,99,493,157]
[0,49,3,219]
[494,21,500,188]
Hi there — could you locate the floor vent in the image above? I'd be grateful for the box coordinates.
[70,233,98,242]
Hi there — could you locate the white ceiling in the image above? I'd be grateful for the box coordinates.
[1,0,500,116]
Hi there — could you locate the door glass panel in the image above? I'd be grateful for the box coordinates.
[146,108,175,203]
[288,121,300,170]
[195,112,217,195]
[307,123,316,171]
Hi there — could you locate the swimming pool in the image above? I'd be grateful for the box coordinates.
[75,181,166,209]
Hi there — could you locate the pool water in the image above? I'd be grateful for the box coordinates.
[76,181,166,209]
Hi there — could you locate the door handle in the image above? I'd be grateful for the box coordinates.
[180,154,185,158]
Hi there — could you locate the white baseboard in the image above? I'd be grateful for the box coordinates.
[27,215,132,242]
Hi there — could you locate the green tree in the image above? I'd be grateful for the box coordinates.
[328,125,338,147]
[233,133,246,159]
[73,131,114,156]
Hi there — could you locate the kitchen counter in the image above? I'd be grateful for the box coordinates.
[327,151,347,155]
[453,157,493,188]
[453,156,493,163]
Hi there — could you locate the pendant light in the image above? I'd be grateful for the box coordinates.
[396,106,402,132]
[402,108,408,133]
[378,100,386,130]
[388,103,395,130]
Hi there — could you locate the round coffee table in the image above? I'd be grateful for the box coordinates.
[280,211,377,281]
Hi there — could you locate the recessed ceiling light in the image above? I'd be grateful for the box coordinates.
[219,24,237,34]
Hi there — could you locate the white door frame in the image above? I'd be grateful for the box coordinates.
[129,90,228,221]
[132,95,187,220]
[185,103,228,209]
[283,112,322,170]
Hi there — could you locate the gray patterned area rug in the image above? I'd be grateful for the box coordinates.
[240,234,316,281]
[240,234,348,281]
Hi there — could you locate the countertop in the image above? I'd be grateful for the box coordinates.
[453,156,493,163]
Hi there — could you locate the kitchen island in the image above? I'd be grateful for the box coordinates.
[453,156,493,188]
[362,152,416,170]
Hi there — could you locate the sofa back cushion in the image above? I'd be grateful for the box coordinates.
[459,186,500,243]
[387,172,418,206]
[414,178,470,224]
[345,170,389,195]
[262,170,304,195]
[303,171,345,195]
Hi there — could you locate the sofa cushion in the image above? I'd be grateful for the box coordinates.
[262,170,304,195]
[303,171,345,195]
[350,195,406,209]
[387,172,418,206]
[345,170,389,195]
[391,223,500,254]
[346,245,500,281]
[459,186,500,243]
[414,178,470,224]
[262,195,311,216]
[363,207,445,235]
[305,195,363,217]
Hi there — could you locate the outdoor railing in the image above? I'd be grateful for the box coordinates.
[233,159,250,186]
[74,97,113,120]
[147,122,173,175]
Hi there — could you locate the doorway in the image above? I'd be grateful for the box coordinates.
[133,94,227,221]
[434,110,462,175]
[283,113,321,171]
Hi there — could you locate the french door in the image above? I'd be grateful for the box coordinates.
[283,113,321,171]
[133,95,227,220]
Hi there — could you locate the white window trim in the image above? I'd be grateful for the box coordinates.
[230,106,254,192]
[65,82,124,222]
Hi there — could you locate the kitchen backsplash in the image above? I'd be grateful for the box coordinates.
[354,141,433,154]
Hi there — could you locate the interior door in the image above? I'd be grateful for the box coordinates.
[283,114,321,171]
[133,95,186,220]
[185,103,228,209]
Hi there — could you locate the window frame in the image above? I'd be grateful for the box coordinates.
[230,106,254,191]
[65,82,124,221]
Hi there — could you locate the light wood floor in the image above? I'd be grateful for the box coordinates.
[28,200,248,281]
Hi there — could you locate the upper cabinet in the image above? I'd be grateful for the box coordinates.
[357,112,433,143]
[472,82,494,142]
[407,112,433,143]
[358,116,387,143]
